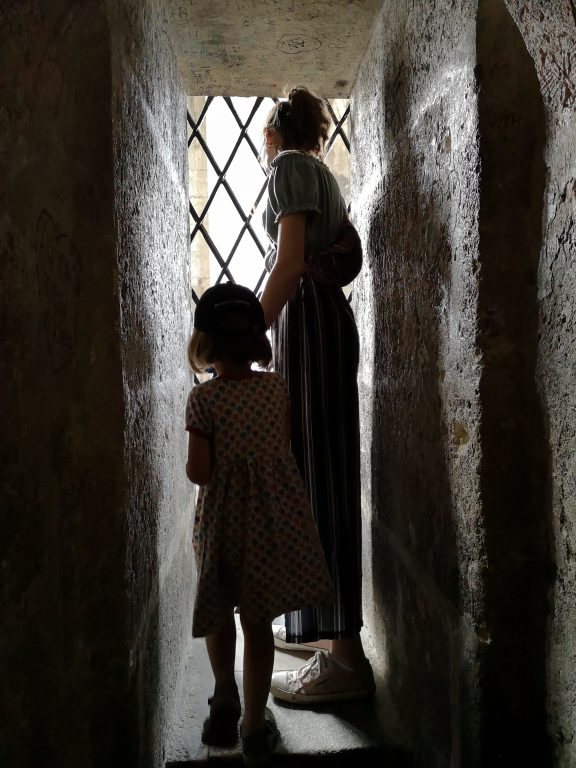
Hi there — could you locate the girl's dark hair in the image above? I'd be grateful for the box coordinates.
[265,87,330,153]
[187,317,272,373]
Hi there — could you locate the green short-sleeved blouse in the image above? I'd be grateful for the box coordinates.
[264,151,347,268]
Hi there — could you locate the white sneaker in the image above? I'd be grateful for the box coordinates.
[270,650,376,704]
[272,624,314,651]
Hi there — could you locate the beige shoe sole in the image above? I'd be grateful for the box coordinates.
[270,682,375,704]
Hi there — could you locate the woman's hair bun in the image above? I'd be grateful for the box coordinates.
[266,86,330,154]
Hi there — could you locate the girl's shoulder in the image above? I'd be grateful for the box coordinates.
[246,369,282,383]
[255,369,285,382]
[259,371,290,397]
[248,370,288,392]
[187,377,220,402]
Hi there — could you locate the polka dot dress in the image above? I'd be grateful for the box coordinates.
[185,371,334,638]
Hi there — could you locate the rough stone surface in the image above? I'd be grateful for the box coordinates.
[476,1,550,762]
[502,2,576,764]
[0,1,193,766]
[166,0,381,96]
[2,1,575,767]
[108,0,194,765]
[0,2,129,765]
[351,2,483,765]
[351,1,576,766]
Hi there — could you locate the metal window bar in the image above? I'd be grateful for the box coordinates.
[187,96,350,306]
[187,98,271,300]
[324,101,351,154]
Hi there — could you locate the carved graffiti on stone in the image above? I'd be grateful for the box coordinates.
[36,210,80,372]
[538,46,576,110]
[276,33,321,55]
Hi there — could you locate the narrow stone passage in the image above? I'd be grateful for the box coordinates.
[166,616,409,766]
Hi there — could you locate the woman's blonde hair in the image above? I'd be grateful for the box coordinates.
[187,324,272,374]
[265,87,330,154]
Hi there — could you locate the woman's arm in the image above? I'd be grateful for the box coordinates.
[260,212,307,327]
[186,431,211,485]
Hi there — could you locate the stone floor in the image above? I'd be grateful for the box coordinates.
[166,616,410,766]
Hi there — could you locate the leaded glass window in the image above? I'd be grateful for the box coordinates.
[187,96,350,305]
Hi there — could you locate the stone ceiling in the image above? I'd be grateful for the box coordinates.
[167,0,381,97]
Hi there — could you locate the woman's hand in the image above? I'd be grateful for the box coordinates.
[260,213,307,327]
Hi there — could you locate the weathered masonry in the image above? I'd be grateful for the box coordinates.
[1,2,575,766]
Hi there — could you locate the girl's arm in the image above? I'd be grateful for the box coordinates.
[186,431,211,485]
[260,212,306,327]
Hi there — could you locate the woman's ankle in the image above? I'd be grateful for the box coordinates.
[306,638,331,650]
[330,636,367,668]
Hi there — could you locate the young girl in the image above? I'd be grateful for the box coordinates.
[185,282,333,766]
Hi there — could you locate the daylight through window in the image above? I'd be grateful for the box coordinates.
[187,96,350,307]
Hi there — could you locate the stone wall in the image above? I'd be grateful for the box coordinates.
[108,0,194,764]
[0,3,128,764]
[476,0,550,762]
[0,1,192,765]
[352,2,482,764]
[351,0,575,765]
[502,3,576,764]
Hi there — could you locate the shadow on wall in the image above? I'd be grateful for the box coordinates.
[476,0,554,764]
[365,34,462,768]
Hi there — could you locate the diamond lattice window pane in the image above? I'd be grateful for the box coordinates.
[226,140,267,216]
[251,195,269,249]
[188,96,350,302]
[226,230,267,292]
[330,99,349,136]
[205,101,242,173]
[205,185,245,260]
[229,96,258,124]
[325,133,350,205]
[341,114,350,141]
[187,95,208,125]
[245,98,277,147]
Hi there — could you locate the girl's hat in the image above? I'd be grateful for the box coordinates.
[194,283,266,336]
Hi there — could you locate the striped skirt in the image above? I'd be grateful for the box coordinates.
[272,274,363,641]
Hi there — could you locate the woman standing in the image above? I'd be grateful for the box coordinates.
[260,88,375,703]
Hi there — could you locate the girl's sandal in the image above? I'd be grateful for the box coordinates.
[241,709,279,767]
[201,692,242,747]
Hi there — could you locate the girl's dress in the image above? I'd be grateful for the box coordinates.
[264,151,363,642]
[185,371,333,638]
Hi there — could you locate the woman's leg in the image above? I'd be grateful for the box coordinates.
[330,634,367,668]
[205,610,238,698]
[240,615,274,734]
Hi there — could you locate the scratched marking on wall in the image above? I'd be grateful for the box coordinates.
[36,210,80,372]
[538,45,576,110]
[276,33,321,55]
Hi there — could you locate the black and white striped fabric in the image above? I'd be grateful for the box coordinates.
[272,274,363,642]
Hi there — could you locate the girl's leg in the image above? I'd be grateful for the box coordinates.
[205,609,238,697]
[202,610,240,747]
[240,615,274,734]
